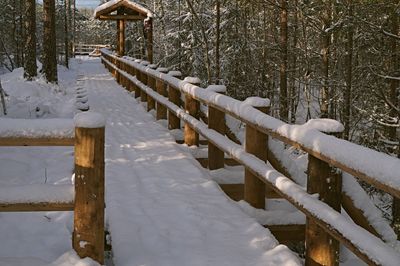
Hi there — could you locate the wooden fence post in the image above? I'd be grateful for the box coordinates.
[147,64,157,111]
[244,97,270,209]
[305,126,343,266]
[115,59,121,84]
[156,68,168,120]
[134,66,141,99]
[167,71,182,130]
[73,112,105,264]
[140,62,149,103]
[207,85,227,170]
[184,77,201,146]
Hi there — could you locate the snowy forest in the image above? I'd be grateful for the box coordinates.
[0,0,400,265]
[1,1,399,154]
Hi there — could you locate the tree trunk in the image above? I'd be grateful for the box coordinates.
[42,0,58,83]
[24,0,37,80]
[279,0,288,122]
[343,1,353,140]
[64,0,69,68]
[290,0,298,124]
[320,0,332,118]
[215,0,221,84]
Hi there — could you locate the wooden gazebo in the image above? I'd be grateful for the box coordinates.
[94,0,154,62]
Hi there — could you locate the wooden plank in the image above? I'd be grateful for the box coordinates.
[99,15,145,20]
[0,202,74,212]
[265,224,305,244]
[220,184,244,202]
[342,193,381,238]
[0,137,74,146]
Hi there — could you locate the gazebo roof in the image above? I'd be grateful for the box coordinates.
[94,0,153,21]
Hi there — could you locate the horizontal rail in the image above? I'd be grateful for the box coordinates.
[103,50,400,200]
[0,118,74,146]
[102,55,400,266]
[0,184,75,210]
[0,202,74,212]
[0,137,75,146]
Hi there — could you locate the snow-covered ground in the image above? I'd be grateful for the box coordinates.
[0,61,98,265]
[0,58,301,265]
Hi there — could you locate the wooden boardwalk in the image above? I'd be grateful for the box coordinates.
[79,58,301,266]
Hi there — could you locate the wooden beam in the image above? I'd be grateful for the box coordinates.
[220,184,244,202]
[0,137,74,146]
[265,224,305,244]
[99,15,145,21]
[0,202,74,212]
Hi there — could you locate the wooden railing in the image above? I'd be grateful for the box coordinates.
[101,49,400,266]
[74,44,111,56]
[0,112,105,264]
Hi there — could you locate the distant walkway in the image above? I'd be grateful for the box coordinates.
[78,58,300,266]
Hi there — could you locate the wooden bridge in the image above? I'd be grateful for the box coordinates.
[100,49,400,265]
[1,50,400,265]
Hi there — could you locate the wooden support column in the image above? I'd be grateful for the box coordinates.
[184,78,201,146]
[168,85,181,129]
[184,94,199,146]
[156,68,168,120]
[207,85,227,170]
[168,71,182,130]
[134,67,141,99]
[305,128,343,266]
[147,65,157,111]
[140,71,148,103]
[73,113,105,264]
[244,100,269,209]
[117,19,125,57]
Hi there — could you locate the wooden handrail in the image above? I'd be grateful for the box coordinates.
[0,137,74,146]
[103,50,400,199]
[102,51,400,266]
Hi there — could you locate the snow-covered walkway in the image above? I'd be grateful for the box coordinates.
[80,58,300,265]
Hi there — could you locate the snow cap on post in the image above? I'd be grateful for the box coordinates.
[243,97,271,108]
[303,119,344,134]
[206,85,227,94]
[134,59,142,63]
[140,61,150,66]
[74,111,106,128]
[156,67,169,73]
[184,77,201,86]
[149,64,158,69]
[168,71,182,78]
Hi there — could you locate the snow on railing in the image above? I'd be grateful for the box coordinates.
[101,49,400,266]
[102,48,400,198]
